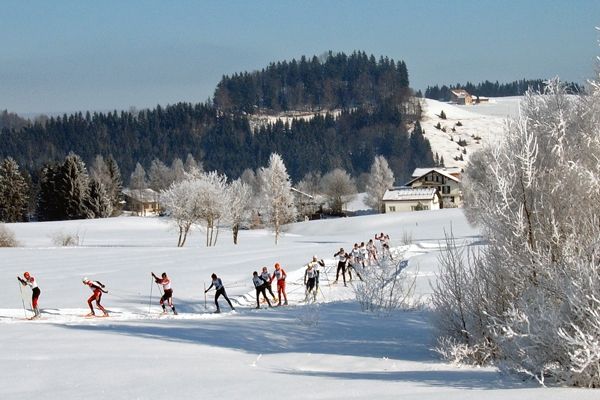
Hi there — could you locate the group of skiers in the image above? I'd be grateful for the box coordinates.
[14,233,392,319]
[329,233,391,286]
[251,263,289,309]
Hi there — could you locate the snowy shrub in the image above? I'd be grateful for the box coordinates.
[296,303,321,326]
[433,77,600,386]
[430,229,496,366]
[354,248,418,317]
[401,230,413,246]
[0,224,20,247]
[49,229,83,246]
[433,337,488,366]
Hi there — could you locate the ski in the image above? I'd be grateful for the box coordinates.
[79,314,110,318]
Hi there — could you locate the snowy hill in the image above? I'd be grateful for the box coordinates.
[1,211,597,398]
[421,97,520,169]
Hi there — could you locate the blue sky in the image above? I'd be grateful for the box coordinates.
[2,0,599,115]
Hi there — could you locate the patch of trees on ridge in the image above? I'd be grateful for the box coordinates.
[424,79,583,101]
[0,51,431,188]
[214,50,410,114]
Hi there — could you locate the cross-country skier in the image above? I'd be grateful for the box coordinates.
[333,248,350,286]
[366,239,378,264]
[375,232,393,259]
[205,273,235,313]
[303,263,318,301]
[261,267,277,304]
[309,255,325,293]
[359,242,368,267]
[347,244,363,281]
[17,271,41,319]
[82,277,108,317]
[152,272,178,315]
[271,263,288,306]
[252,271,272,309]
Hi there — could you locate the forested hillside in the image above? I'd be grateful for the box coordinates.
[424,78,583,100]
[0,51,430,186]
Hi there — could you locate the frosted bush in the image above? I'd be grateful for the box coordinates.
[354,248,418,317]
[0,224,20,247]
[49,229,83,246]
[296,303,321,327]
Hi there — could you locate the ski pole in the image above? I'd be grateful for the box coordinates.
[17,280,27,319]
[109,287,141,295]
[104,292,130,300]
[204,283,207,309]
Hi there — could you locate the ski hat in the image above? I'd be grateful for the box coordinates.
[24,271,30,279]
[275,263,280,269]
[313,255,317,259]
[82,277,89,283]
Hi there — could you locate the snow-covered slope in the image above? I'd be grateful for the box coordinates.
[421,97,520,169]
[1,212,597,399]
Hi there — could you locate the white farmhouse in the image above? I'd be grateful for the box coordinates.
[382,187,441,213]
[405,167,463,207]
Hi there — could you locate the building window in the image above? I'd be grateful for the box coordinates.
[389,206,396,212]
[443,186,450,194]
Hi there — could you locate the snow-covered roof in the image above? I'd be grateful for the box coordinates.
[450,89,471,98]
[382,187,438,202]
[405,168,461,187]
[411,167,463,178]
[122,188,159,203]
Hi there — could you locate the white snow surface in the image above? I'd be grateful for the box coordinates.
[1,211,596,399]
[421,97,521,171]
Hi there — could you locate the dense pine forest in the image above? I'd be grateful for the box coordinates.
[424,78,583,100]
[0,51,429,187]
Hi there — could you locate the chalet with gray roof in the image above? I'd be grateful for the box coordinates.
[406,168,463,207]
[382,187,441,213]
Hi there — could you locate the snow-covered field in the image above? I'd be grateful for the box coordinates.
[2,210,598,399]
[421,97,520,170]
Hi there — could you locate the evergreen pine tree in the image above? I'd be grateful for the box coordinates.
[59,153,92,220]
[0,157,29,222]
[86,179,112,218]
[105,155,123,216]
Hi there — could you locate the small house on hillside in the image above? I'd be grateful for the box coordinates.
[406,168,463,207]
[382,187,441,213]
[411,167,463,179]
[450,89,472,105]
[122,188,160,216]
[291,187,324,220]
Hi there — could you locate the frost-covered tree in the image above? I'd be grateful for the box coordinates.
[228,178,252,244]
[195,171,229,247]
[297,171,322,197]
[184,153,202,174]
[129,163,147,190]
[0,157,29,222]
[160,178,203,247]
[160,170,229,247]
[129,163,148,215]
[148,158,173,192]
[260,153,297,244]
[320,168,357,215]
[432,78,600,386]
[363,156,395,213]
[90,155,123,216]
[171,158,185,184]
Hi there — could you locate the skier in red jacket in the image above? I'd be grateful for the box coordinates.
[82,277,108,317]
[18,271,41,319]
[152,272,178,315]
[272,263,288,306]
